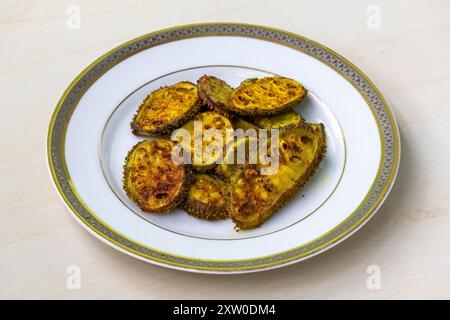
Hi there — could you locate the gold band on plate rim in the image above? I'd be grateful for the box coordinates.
[47,23,400,272]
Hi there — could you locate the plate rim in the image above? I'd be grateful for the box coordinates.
[47,22,401,273]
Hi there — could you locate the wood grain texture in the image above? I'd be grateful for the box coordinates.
[1,0,449,299]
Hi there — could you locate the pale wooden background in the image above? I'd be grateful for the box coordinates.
[1,0,449,299]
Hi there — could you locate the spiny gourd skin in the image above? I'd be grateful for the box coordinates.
[253,110,304,130]
[123,139,190,213]
[180,111,234,172]
[230,123,326,229]
[131,81,202,136]
[181,174,229,221]
[197,75,235,119]
[227,77,307,116]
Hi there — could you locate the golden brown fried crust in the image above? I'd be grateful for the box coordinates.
[123,139,191,213]
[131,81,202,136]
[227,77,307,116]
[181,174,229,221]
[230,123,326,229]
[197,75,235,119]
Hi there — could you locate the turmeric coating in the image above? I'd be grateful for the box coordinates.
[229,124,326,229]
[182,174,229,220]
[123,139,190,213]
[227,77,307,116]
[197,75,234,118]
[253,110,304,130]
[131,81,201,136]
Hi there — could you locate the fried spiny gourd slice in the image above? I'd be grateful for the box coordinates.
[181,174,229,220]
[215,136,259,182]
[230,123,326,229]
[131,81,202,136]
[234,118,259,131]
[197,75,234,118]
[253,111,304,130]
[179,111,234,172]
[123,139,190,213]
[227,77,307,116]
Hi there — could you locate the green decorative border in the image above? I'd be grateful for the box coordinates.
[48,23,400,272]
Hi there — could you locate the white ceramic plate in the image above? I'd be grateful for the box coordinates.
[48,23,400,273]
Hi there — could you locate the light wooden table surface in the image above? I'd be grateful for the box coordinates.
[1,0,449,300]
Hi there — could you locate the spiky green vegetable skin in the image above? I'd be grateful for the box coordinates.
[197,75,235,119]
[181,174,229,221]
[122,139,191,213]
[227,77,307,116]
[229,123,326,229]
[131,81,202,137]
